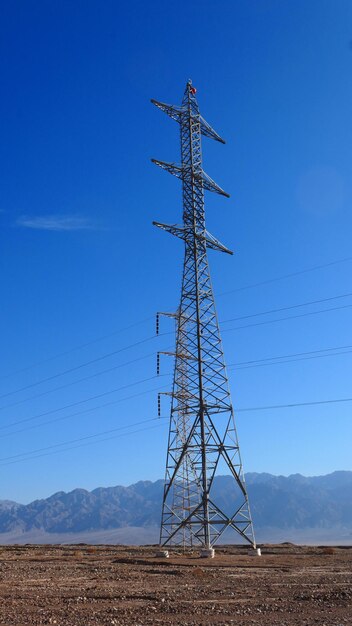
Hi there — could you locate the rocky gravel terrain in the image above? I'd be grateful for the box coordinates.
[0,544,351,625]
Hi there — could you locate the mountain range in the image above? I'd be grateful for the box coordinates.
[1,471,351,545]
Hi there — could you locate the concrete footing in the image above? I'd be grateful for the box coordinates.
[155,550,169,558]
[248,547,262,556]
[200,548,215,558]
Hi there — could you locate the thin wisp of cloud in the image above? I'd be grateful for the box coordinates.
[16,215,98,232]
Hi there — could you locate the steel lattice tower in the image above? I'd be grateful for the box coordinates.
[152,81,256,554]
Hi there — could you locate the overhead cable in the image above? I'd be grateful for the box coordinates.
[0,384,170,439]
[0,316,154,381]
[0,422,166,467]
[0,333,170,402]
[221,291,352,324]
[228,344,352,370]
[2,254,351,383]
[1,394,351,467]
[217,255,352,297]
[0,374,170,431]
[222,302,352,334]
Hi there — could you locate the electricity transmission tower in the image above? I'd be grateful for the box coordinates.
[152,81,257,557]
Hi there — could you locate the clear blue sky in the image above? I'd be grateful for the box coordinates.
[0,0,351,503]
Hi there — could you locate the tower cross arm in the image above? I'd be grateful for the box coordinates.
[151,99,183,122]
[199,171,230,198]
[199,115,226,144]
[151,98,226,144]
[151,159,230,198]
[151,159,183,180]
[205,230,233,255]
[153,221,186,241]
[153,221,233,254]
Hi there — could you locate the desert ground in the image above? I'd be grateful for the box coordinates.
[0,544,351,625]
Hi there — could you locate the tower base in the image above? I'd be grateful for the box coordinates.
[200,548,215,558]
[155,549,169,558]
[248,547,261,557]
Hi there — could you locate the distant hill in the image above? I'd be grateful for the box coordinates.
[1,471,351,544]
[0,500,20,512]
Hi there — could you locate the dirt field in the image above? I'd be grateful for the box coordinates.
[0,544,351,625]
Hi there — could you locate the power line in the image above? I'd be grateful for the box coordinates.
[1,291,350,405]
[0,316,154,382]
[0,349,159,412]
[2,344,352,438]
[217,255,352,297]
[0,302,350,425]
[229,343,352,366]
[0,417,162,462]
[228,344,352,370]
[0,374,171,431]
[221,291,352,324]
[1,303,350,431]
[222,302,352,334]
[0,385,170,439]
[2,255,350,385]
[231,350,352,371]
[0,422,166,467]
[2,394,351,468]
[0,333,169,403]
[236,397,352,413]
